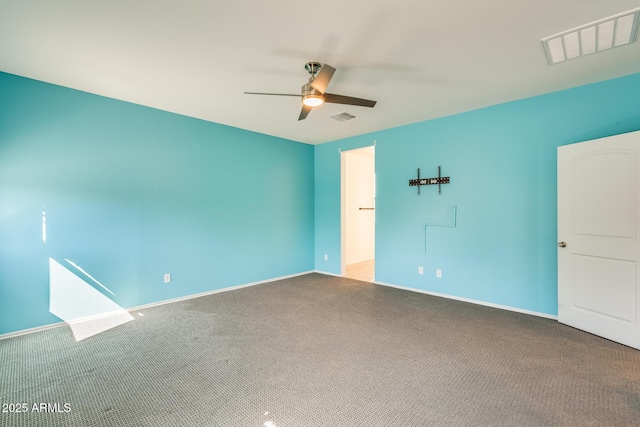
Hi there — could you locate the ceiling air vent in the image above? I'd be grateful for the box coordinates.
[541,7,640,65]
[329,111,358,121]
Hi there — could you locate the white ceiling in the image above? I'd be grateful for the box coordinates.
[1,1,640,145]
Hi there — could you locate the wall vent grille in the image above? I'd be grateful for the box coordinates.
[541,8,640,65]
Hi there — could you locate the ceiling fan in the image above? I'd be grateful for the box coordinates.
[244,62,377,121]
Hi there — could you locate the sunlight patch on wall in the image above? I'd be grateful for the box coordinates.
[64,258,116,297]
[49,258,134,341]
[41,206,47,243]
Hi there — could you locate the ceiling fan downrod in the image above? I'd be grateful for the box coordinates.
[304,61,322,81]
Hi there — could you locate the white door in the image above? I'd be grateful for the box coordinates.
[558,130,640,349]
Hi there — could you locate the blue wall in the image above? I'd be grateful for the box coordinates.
[3,71,640,335]
[0,72,315,335]
[315,72,640,316]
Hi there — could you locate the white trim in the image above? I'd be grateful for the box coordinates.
[130,270,314,312]
[66,308,133,326]
[313,269,344,278]
[312,272,556,319]
[1,270,556,341]
[0,270,315,341]
[0,322,68,341]
[340,150,347,276]
[372,279,558,320]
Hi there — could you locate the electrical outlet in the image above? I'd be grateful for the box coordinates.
[164,273,171,283]
[324,254,328,261]
[418,266,424,275]
[436,269,442,278]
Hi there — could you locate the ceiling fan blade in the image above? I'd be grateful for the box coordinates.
[244,92,300,97]
[310,64,336,93]
[298,105,312,121]
[324,93,377,108]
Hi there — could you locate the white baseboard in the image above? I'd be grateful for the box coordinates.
[0,270,316,341]
[0,322,68,341]
[312,269,343,278]
[1,270,556,341]
[311,271,556,319]
[372,279,558,320]
[130,270,315,312]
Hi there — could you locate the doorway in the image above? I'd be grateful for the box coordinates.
[341,146,375,282]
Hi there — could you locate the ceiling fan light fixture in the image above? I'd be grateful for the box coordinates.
[301,82,324,107]
[302,94,324,107]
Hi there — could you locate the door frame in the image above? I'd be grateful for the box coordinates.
[340,144,376,277]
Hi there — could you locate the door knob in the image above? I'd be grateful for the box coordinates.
[558,241,567,248]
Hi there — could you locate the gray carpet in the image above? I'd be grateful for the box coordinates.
[1,273,639,426]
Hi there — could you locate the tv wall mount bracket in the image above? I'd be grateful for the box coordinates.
[409,166,450,195]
